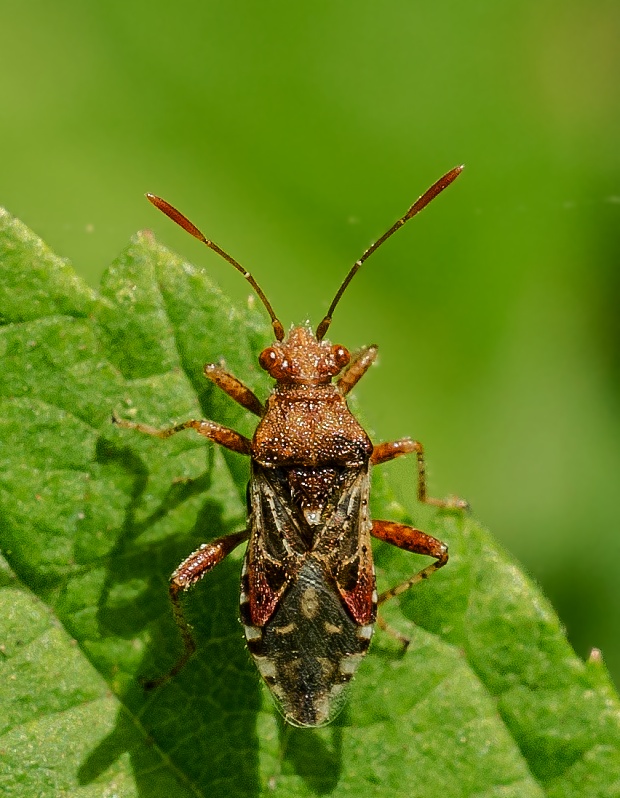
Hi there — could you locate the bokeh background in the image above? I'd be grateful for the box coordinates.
[2,2,619,684]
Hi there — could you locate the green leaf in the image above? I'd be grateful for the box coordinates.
[1,207,619,797]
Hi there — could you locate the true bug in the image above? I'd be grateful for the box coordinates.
[115,166,464,727]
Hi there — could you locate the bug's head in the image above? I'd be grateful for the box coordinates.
[258,325,350,385]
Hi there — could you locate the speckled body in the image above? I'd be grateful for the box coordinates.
[241,326,377,727]
[253,384,371,467]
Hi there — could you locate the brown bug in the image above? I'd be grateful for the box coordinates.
[114,165,464,727]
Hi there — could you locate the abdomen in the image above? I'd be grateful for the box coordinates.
[241,556,373,727]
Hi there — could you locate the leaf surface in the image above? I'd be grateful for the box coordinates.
[1,207,618,797]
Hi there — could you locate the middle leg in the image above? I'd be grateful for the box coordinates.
[371,438,467,509]
[113,414,252,455]
[337,345,378,396]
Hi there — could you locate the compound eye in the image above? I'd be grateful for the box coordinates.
[259,347,279,372]
[332,344,350,370]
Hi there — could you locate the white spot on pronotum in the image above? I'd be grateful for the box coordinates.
[358,624,373,639]
[371,589,378,603]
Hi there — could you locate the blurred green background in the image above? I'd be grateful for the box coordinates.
[1,2,619,684]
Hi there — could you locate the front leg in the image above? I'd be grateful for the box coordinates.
[371,519,448,647]
[113,414,252,456]
[337,345,378,396]
[204,362,264,416]
[372,437,467,509]
[144,529,250,689]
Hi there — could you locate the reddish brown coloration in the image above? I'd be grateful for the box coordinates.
[173,531,252,590]
[204,362,264,417]
[252,328,372,469]
[371,438,418,465]
[371,520,447,559]
[335,531,376,625]
[113,414,252,455]
[117,166,464,725]
[257,327,351,385]
[315,164,464,340]
[337,345,378,396]
[254,398,371,467]
[142,530,250,688]
[146,193,285,341]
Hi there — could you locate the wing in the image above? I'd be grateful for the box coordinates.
[246,464,306,626]
[314,465,376,626]
[247,462,376,627]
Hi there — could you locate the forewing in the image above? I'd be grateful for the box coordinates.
[247,464,305,626]
[315,466,376,626]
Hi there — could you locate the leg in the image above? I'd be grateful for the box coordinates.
[371,437,467,509]
[204,362,264,416]
[144,529,250,689]
[113,414,252,455]
[337,345,378,396]
[371,520,448,647]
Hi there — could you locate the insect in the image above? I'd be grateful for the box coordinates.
[114,165,464,727]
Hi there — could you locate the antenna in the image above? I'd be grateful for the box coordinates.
[146,193,285,341]
[316,165,464,340]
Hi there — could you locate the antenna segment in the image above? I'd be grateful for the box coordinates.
[146,193,285,341]
[315,165,463,340]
